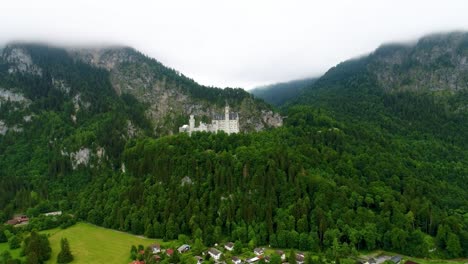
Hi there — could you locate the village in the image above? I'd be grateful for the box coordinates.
[129,240,407,264]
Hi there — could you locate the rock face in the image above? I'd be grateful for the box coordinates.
[69,47,282,134]
[368,32,468,92]
[0,88,29,104]
[2,46,42,76]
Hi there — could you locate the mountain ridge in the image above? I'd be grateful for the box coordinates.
[0,43,283,135]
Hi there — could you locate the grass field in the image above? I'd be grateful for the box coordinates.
[0,241,23,260]
[41,222,162,264]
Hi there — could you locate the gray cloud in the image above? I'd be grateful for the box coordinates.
[1,0,468,89]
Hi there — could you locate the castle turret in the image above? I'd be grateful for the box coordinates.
[224,105,230,134]
[189,115,195,135]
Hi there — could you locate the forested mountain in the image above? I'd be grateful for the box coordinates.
[288,33,468,156]
[0,32,467,262]
[250,77,317,106]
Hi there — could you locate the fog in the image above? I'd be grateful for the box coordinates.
[1,0,468,89]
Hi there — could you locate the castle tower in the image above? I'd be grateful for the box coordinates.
[224,105,230,134]
[189,115,195,135]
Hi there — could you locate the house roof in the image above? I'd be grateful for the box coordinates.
[178,244,190,251]
[296,255,305,262]
[225,242,234,248]
[390,256,402,263]
[254,248,264,253]
[208,248,222,256]
[166,248,174,255]
[149,244,160,249]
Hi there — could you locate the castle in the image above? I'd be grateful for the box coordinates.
[179,105,240,135]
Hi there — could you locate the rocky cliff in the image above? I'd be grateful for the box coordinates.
[68,47,282,134]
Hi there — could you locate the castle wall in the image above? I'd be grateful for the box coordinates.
[179,106,239,135]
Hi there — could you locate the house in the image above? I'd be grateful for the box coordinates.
[44,211,62,216]
[232,256,242,264]
[276,250,286,261]
[253,248,264,256]
[208,248,222,261]
[195,256,204,264]
[264,256,271,263]
[296,253,305,264]
[246,257,259,263]
[390,256,402,264]
[149,244,161,254]
[5,214,29,225]
[178,244,191,253]
[166,248,174,257]
[225,242,234,251]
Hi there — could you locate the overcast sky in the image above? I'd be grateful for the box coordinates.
[1,0,468,89]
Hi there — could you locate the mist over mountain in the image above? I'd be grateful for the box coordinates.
[250,77,318,106]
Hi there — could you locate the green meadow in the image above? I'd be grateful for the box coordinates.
[41,222,162,264]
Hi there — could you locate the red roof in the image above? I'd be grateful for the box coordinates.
[166,248,174,256]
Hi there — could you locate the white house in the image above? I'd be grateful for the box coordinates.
[44,211,62,216]
[232,256,242,264]
[225,242,234,251]
[253,248,264,256]
[208,248,222,261]
[149,244,161,254]
[276,250,286,261]
[195,256,204,264]
[246,256,259,263]
[177,244,190,253]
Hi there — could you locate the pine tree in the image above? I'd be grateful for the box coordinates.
[57,238,73,263]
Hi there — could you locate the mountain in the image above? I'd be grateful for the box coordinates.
[0,33,467,262]
[291,32,468,146]
[250,77,317,106]
[0,43,282,137]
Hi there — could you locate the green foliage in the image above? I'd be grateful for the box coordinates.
[7,236,20,250]
[22,231,51,264]
[56,238,73,263]
[0,39,467,261]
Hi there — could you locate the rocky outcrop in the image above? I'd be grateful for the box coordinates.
[70,47,282,134]
[2,46,42,76]
[369,32,468,92]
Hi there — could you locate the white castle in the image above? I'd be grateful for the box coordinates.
[179,105,240,135]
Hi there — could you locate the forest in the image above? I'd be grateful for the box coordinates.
[0,41,467,263]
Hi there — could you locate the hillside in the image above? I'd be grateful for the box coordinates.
[0,33,467,263]
[250,77,317,106]
[68,46,282,133]
[292,32,468,147]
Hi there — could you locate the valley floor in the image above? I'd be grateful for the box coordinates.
[0,222,467,264]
